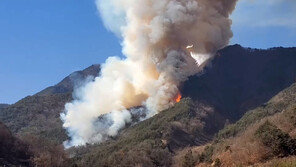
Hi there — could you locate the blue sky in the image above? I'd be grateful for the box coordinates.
[0,0,295,104]
[231,0,296,48]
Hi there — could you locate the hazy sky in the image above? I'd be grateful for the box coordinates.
[0,0,295,104]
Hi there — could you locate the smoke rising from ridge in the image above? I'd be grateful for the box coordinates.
[61,0,238,147]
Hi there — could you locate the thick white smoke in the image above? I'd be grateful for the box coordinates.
[61,0,238,147]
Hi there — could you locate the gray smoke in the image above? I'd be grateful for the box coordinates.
[61,0,238,147]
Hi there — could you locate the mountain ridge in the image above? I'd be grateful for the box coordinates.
[183,44,296,121]
[0,64,101,143]
[1,44,296,143]
[37,64,101,96]
[0,44,296,166]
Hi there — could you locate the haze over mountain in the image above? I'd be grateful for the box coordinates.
[0,44,296,166]
[37,64,101,96]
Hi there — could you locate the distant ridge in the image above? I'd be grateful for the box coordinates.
[0,104,9,109]
[37,64,101,96]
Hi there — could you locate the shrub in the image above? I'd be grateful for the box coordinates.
[181,150,195,167]
[255,121,296,157]
[197,145,214,163]
[269,157,296,167]
[213,158,221,167]
[284,107,296,127]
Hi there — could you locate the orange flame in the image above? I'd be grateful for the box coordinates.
[174,93,182,103]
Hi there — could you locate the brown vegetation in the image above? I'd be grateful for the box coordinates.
[0,93,71,144]
[22,135,71,167]
[254,156,296,167]
[0,122,32,166]
[175,83,296,167]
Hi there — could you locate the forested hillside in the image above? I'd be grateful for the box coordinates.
[0,45,295,166]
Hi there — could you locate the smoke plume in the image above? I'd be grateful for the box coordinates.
[61,0,238,147]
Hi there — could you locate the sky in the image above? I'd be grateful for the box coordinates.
[0,0,295,104]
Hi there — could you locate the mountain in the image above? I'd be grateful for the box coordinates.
[69,98,214,167]
[0,45,296,166]
[0,64,101,143]
[37,64,100,96]
[67,45,296,166]
[70,77,296,167]
[179,82,296,167]
[183,44,296,121]
[0,93,72,143]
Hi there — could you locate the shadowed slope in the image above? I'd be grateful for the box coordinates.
[0,121,32,166]
[183,45,296,121]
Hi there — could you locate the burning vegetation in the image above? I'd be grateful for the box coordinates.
[174,93,182,103]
